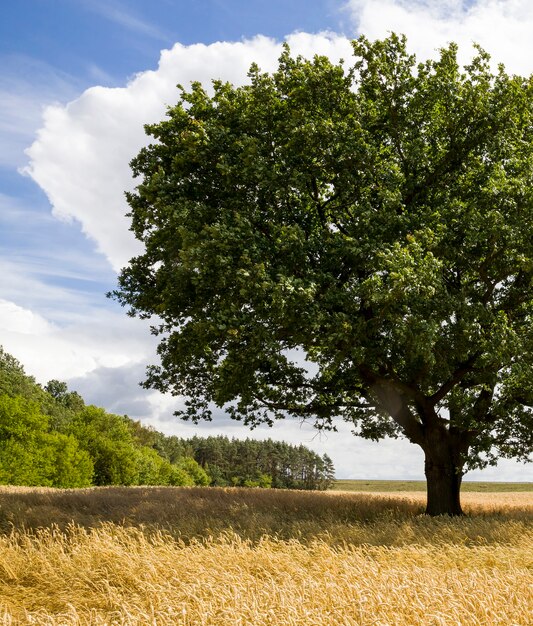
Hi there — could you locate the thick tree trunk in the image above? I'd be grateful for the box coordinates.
[365,376,468,516]
[424,450,464,516]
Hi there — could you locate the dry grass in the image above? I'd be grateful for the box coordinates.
[0,486,531,625]
[332,489,533,512]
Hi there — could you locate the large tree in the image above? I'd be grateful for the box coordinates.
[112,34,533,515]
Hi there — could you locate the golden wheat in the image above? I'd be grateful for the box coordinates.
[0,487,531,625]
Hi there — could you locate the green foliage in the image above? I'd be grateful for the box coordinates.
[169,466,195,487]
[244,474,272,488]
[112,34,533,513]
[177,456,210,486]
[135,446,178,485]
[69,406,144,486]
[45,433,94,488]
[0,395,93,487]
[45,379,85,413]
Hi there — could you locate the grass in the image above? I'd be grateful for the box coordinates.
[0,485,531,625]
[333,479,533,492]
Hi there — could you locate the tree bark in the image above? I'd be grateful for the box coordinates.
[424,447,464,516]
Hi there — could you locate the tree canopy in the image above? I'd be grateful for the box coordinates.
[113,34,533,514]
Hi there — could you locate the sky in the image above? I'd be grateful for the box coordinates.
[1,0,532,481]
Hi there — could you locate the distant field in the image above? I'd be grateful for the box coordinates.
[0,486,531,625]
[333,479,533,492]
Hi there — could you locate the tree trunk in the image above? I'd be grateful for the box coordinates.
[366,376,469,515]
[424,452,464,516]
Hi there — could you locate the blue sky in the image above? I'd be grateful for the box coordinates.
[1,0,532,480]
[1,1,344,84]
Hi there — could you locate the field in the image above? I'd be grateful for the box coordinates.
[0,485,531,625]
[334,479,533,492]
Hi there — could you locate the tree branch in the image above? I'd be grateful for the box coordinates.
[358,366,426,444]
[429,352,481,405]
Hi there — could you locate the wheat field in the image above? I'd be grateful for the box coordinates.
[0,486,531,625]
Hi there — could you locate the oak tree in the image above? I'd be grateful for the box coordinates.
[113,34,533,515]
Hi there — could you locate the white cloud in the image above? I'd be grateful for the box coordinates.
[0,299,53,335]
[0,293,156,384]
[467,459,533,482]
[346,0,533,73]
[0,255,106,325]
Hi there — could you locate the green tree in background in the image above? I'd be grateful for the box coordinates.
[155,435,333,490]
[113,34,533,515]
[0,395,93,487]
[68,405,211,487]
[177,456,210,486]
[45,379,85,412]
[135,446,184,485]
[69,406,146,486]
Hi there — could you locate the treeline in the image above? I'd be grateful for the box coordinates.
[0,348,335,489]
[133,430,335,489]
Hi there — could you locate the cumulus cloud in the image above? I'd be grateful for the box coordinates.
[346,0,533,73]
[68,361,155,417]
